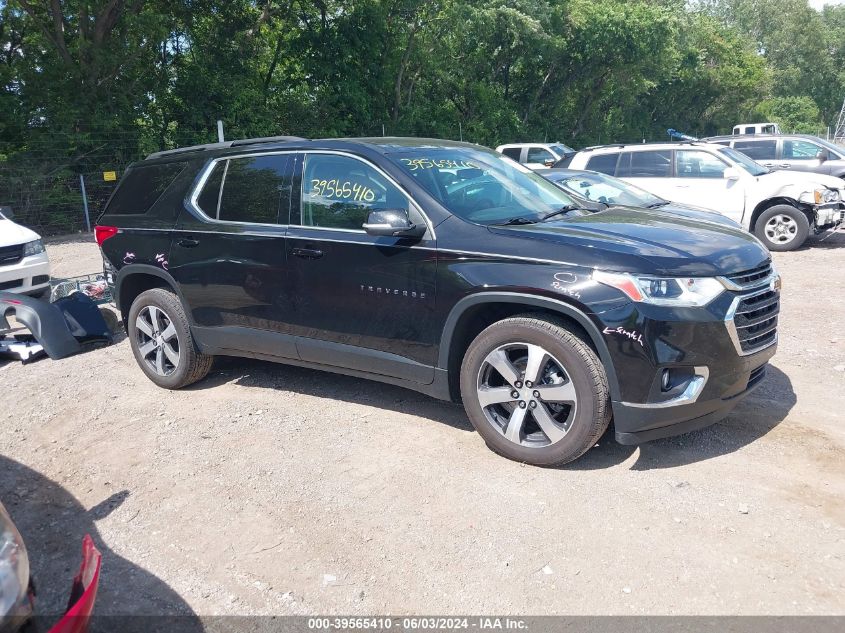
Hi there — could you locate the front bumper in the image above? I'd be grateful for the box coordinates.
[0,252,50,294]
[595,276,779,445]
[612,345,775,444]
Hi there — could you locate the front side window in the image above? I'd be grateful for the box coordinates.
[675,150,729,179]
[617,150,672,178]
[388,148,577,225]
[196,154,290,224]
[526,147,554,163]
[301,154,407,230]
[733,140,776,161]
[783,139,822,160]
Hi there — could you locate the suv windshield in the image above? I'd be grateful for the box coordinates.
[547,171,665,208]
[718,147,768,176]
[388,148,578,225]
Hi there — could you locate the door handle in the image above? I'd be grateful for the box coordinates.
[292,247,324,259]
[177,237,199,248]
[780,164,790,168]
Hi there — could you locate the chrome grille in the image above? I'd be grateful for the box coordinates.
[724,261,772,289]
[727,287,779,355]
[0,244,23,267]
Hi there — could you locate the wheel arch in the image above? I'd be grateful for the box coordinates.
[439,292,620,402]
[115,265,189,325]
[748,197,810,231]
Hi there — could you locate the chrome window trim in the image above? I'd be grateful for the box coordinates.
[294,150,436,239]
[621,366,709,409]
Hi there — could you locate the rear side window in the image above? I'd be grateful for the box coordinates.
[501,147,522,161]
[195,154,292,224]
[585,153,619,175]
[617,150,671,178]
[734,140,776,160]
[106,162,186,215]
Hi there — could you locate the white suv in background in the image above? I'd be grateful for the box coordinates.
[0,208,51,297]
[566,142,845,251]
[496,142,574,170]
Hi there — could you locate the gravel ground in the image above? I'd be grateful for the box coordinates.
[0,231,843,617]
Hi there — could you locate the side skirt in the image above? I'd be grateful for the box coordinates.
[191,325,451,401]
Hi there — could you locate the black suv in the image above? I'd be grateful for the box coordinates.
[96,137,780,466]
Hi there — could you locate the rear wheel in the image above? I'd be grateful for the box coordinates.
[127,288,212,389]
[460,315,611,466]
[754,204,809,251]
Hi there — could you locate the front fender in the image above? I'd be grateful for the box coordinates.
[438,291,622,401]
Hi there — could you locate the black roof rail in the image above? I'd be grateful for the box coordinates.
[582,143,627,151]
[146,135,307,160]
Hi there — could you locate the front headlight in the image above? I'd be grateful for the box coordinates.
[593,270,725,307]
[822,189,841,203]
[0,504,29,617]
[22,239,44,257]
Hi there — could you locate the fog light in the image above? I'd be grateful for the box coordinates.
[661,369,671,391]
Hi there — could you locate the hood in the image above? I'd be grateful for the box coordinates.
[759,169,844,191]
[0,217,40,248]
[645,202,743,229]
[487,208,769,277]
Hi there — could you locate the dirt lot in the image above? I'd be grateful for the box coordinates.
[1,232,843,617]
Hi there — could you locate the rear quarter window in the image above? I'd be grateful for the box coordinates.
[105,162,187,215]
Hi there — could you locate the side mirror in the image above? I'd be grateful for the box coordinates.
[723,167,742,181]
[817,150,829,162]
[363,209,425,238]
[543,158,556,167]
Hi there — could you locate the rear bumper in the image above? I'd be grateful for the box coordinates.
[611,344,775,445]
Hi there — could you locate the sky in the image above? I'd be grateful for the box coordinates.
[809,0,845,8]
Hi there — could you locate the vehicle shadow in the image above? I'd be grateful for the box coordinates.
[564,364,796,471]
[191,357,474,433]
[0,456,202,631]
[193,359,794,470]
[801,230,845,250]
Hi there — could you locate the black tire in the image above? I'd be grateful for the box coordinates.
[753,204,809,252]
[460,315,611,466]
[127,288,213,389]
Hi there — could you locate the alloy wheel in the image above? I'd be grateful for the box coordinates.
[764,214,799,245]
[135,305,180,376]
[476,342,577,447]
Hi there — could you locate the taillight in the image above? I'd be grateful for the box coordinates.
[94,225,119,247]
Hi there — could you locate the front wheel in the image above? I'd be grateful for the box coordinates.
[754,204,809,251]
[127,288,213,389]
[460,315,611,466]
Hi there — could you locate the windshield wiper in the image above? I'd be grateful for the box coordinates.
[646,201,669,208]
[539,204,582,222]
[492,216,537,226]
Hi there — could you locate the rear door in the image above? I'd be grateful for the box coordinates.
[286,151,438,383]
[615,149,674,199]
[168,152,298,357]
[732,139,779,170]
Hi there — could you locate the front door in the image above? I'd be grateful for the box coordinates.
[670,149,746,223]
[780,138,830,174]
[169,152,298,358]
[286,151,438,384]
